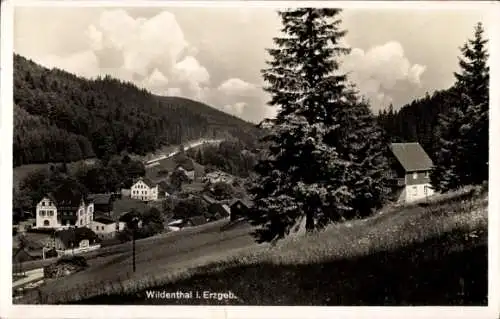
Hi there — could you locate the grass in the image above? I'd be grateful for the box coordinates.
[13,159,97,189]
[16,187,487,305]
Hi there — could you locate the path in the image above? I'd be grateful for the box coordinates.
[145,138,224,165]
[13,268,44,289]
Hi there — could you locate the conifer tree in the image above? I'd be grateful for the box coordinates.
[335,86,392,219]
[432,22,489,191]
[249,9,390,242]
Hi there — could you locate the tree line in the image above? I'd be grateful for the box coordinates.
[186,140,258,177]
[14,55,261,166]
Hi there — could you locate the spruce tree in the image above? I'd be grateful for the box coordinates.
[335,86,392,219]
[432,22,489,192]
[249,9,389,242]
[456,22,489,185]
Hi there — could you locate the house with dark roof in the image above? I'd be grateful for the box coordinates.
[229,198,253,221]
[207,202,231,221]
[175,160,195,182]
[53,227,99,251]
[157,181,176,198]
[35,190,94,230]
[130,177,159,202]
[87,194,114,214]
[185,215,207,227]
[91,215,126,239]
[388,142,435,203]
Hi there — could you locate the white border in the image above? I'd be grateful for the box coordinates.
[1,1,499,319]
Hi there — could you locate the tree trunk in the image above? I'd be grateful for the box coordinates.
[305,210,314,232]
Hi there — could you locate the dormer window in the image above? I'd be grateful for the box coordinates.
[413,172,418,179]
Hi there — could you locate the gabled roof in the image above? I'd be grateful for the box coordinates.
[202,194,217,204]
[187,215,206,226]
[43,189,84,211]
[389,142,434,172]
[158,181,176,194]
[87,193,113,205]
[134,177,157,188]
[93,216,116,225]
[229,198,253,208]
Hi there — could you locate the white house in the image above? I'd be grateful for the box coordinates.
[35,193,94,229]
[388,142,435,203]
[130,177,159,201]
[91,216,126,239]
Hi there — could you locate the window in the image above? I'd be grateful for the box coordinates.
[49,211,54,216]
[96,226,99,231]
[41,202,45,206]
[80,220,83,225]
[413,172,418,180]
[411,186,418,196]
[425,171,429,178]
[101,226,104,230]
[48,201,52,206]
[44,220,50,226]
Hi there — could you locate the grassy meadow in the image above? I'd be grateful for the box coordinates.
[16,186,487,305]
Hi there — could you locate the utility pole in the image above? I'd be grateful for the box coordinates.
[131,216,139,273]
[132,228,136,272]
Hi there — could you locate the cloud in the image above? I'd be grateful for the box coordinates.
[218,78,256,96]
[139,69,169,95]
[15,8,445,123]
[222,102,247,116]
[342,41,426,111]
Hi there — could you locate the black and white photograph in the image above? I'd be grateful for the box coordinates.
[1,0,498,317]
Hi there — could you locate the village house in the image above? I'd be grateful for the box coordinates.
[117,211,144,229]
[91,216,126,239]
[175,160,196,182]
[202,195,231,220]
[53,227,99,251]
[388,142,435,203]
[184,215,207,227]
[229,199,253,221]
[157,181,177,198]
[130,177,159,202]
[35,192,94,230]
[87,194,114,215]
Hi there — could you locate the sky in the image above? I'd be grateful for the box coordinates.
[14,5,489,123]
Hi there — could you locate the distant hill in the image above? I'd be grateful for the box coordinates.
[13,54,261,167]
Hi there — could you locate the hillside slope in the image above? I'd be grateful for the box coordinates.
[18,187,487,305]
[13,54,261,166]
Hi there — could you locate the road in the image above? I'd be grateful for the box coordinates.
[145,138,224,165]
[13,268,44,289]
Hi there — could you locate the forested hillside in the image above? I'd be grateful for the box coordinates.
[377,87,461,157]
[14,54,261,166]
